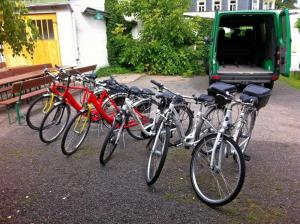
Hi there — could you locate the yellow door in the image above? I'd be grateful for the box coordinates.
[3,13,61,67]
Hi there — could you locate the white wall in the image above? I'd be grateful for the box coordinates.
[290,10,300,71]
[70,0,108,68]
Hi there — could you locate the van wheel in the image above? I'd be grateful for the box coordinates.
[209,79,214,86]
[264,81,274,89]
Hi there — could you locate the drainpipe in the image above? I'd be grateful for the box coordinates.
[71,7,80,66]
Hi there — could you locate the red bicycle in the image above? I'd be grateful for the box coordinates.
[61,83,156,155]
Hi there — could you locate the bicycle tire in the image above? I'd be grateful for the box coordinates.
[190,133,245,206]
[61,110,91,155]
[126,98,158,140]
[194,106,225,140]
[99,119,122,165]
[236,109,256,153]
[168,105,194,146]
[39,103,71,143]
[145,121,170,185]
[26,94,60,130]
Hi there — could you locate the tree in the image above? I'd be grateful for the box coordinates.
[275,0,297,9]
[110,0,210,75]
[0,0,38,56]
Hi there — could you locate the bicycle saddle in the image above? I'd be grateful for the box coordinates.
[141,88,155,96]
[195,94,215,104]
[129,86,143,95]
[156,92,174,100]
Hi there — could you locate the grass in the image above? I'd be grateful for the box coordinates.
[96,66,136,77]
[279,71,300,90]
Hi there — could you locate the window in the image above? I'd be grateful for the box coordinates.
[32,19,55,40]
[252,0,260,10]
[197,0,206,12]
[229,0,237,10]
[213,0,221,11]
[263,0,275,9]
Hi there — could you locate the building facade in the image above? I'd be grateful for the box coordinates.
[3,0,108,68]
[189,0,276,12]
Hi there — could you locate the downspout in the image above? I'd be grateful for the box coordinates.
[70,6,80,66]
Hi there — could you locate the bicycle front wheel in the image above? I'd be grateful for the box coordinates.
[39,103,70,143]
[146,121,170,185]
[190,133,245,206]
[61,110,91,155]
[26,94,59,130]
[99,119,123,165]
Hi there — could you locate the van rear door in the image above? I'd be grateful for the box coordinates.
[279,9,291,77]
[209,10,220,76]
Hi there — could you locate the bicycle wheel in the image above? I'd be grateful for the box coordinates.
[61,110,91,155]
[39,103,70,143]
[26,94,59,130]
[190,133,245,206]
[126,98,158,140]
[146,121,170,185]
[99,119,123,165]
[195,106,225,140]
[236,109,256,153]
[101,93,126,128]
[168,105,193,146]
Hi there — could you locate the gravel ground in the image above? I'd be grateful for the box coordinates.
[0,75,299,224]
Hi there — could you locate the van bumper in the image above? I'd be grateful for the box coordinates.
[213,73,277,84]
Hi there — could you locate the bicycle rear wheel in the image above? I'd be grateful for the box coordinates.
[195,106,225,140]
[39,103,70,143]
[236,109,256,153]
[61,110,91,155]
[146,121,170,185]
[26,94,59,130]
[99,119,123,165]
[190,133,245,206]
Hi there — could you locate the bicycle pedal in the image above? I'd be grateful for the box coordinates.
[184,145,190,149]
[243,154,251,161]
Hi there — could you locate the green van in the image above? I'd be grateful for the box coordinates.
[207,9,291,89]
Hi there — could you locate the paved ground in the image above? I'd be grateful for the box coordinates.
[0,75,299,224]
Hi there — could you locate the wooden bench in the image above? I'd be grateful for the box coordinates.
[0,75,53,124]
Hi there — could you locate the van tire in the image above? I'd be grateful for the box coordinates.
[264,81,274,89]
[209,79,214,86]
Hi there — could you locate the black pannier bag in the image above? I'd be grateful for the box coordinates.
[243,84,271,110]
[207,82,237,108]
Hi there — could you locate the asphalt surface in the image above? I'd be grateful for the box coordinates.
[0,75,299,224]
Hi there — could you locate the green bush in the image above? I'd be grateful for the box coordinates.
[296,18,300,33]
[105,0,212,76]
[96,66,132,77]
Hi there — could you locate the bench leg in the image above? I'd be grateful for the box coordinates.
[15,102,24,125]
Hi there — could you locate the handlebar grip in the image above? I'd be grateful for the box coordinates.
[150,80,163,88]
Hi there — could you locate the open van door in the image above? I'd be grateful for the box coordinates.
[279,9,291,77]
[209,10,220,77]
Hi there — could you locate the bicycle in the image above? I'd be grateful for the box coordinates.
[26,66,96,131]
[60,81,155,155]
[39,72,126,144]
[99,81,197,166]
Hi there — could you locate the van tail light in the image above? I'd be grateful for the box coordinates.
[276,47,280,67]
[212,75,221,81]
[271,75,279,81]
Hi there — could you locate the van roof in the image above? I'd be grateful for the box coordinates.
[218,10,281,16]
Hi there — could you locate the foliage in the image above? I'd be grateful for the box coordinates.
[280,72,300,90]
[96,66,133,77]
[0,0,38,56]
[275,0,297,9]
[296,18,300,33]
[106,0,212,75]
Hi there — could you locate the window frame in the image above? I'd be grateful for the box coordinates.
[197,0,206,12]
[228,0,238,11]
[252,0,260,10]
[212,0,222,11]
